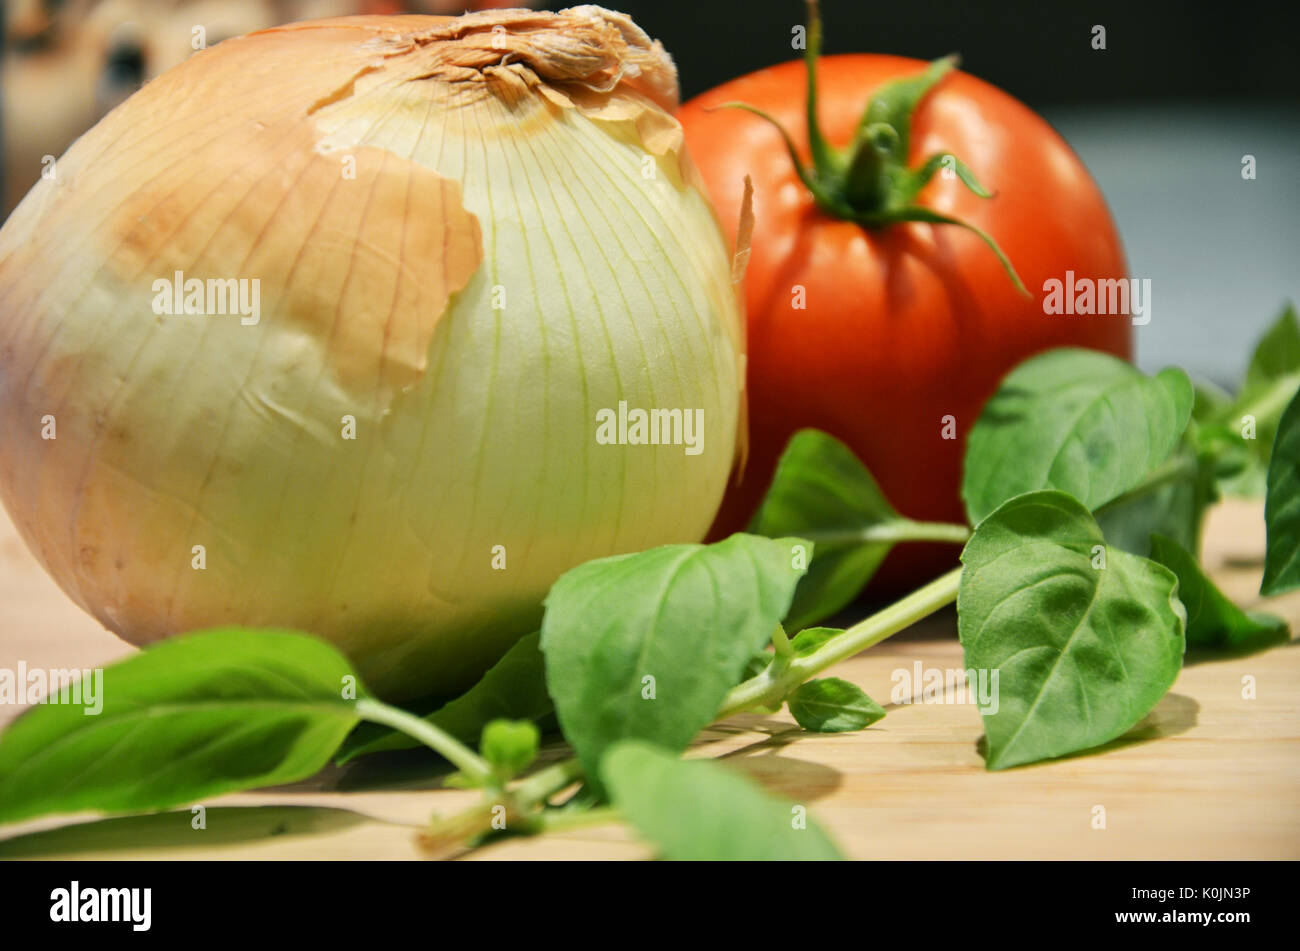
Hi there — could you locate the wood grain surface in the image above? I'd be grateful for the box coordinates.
[1,498,1297,860]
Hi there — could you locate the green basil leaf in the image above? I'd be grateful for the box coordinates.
[1194,419,1267,497]
[1262,387,1300,595]
[741,650,774,680]
[1190,303,1300,495]
[1192,379,1234,424]
[749,429,918,629]
[1093,442,1217,558]
[336,631,550,764]
[962,348,1194,524]
[1148,535,1288,652]
[1244,302,1300,393]
[1221,303,1300,471]
[958,491,1185,770]
[789,626,842,657]
[540,534,809,787]
[737,651,782,714]
[787,678,885,733]
[600,741,842,860]
[480,719,540,780]
[0,629,362,825]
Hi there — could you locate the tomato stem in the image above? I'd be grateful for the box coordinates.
[802,0,838,180]
[721,0,1028,295]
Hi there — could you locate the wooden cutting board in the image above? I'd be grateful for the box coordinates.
[1,498,1297,860]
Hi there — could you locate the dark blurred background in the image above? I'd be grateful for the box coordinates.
[623,0,1300,106]
[4,0,1298,382]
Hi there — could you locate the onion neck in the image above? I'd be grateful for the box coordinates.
[399,7,680,112]
[718,0,1026,294]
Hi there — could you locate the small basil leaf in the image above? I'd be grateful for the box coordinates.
[738,651,782,713]
[1148,535,1288,652]
[787,678,885,733]
[1245,302,1300,386]
[0,628,362,825]
[790,626,842,657]
[959,491,1185,770]
[1262,387,1300,595]
[749,429,912,629]
[336,630,550,763]
[600,741,842,860]
[1195,419,1267,497]
[1192,379,1234,424]
[962,348,1193,524]
[1231,303,1300,467]
[540,534,809,787]
[479,719,540,780]
[741,650,774,680]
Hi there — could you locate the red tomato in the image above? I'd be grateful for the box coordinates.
[679,53,1132,590]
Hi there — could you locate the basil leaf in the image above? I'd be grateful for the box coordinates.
[0,629,362,824]
[1244,302,1300,391]
[540,534,809,786]
[1148,535,1288,652]
[741,650,774,680]
[480,719,540,780]
[789,626,842,657]
[787,678,885,733]
[958,491,1186,770]
[1262,387,1300,595]
[1195,420,1267,498]
[336,631,551,763]
[737,651,782,714]
[1093,442,1217,558]
[601,741,842,860]
[1192,379,1234,423]
[1188,304,1300,498]
[962,349,1194,524]
[750,429,934,630]
[1229,303,1300,469]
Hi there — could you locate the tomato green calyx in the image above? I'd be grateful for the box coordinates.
[714,0,1026,295]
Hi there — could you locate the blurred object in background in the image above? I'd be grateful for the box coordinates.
[1048,104,1300,386]
[2,0,539,215]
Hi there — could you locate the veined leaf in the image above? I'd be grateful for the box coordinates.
[0,629,362,825]
[540,534,808,788]
[963,348,1193,524]
[787,678,885,733]
[958,491,1185,770]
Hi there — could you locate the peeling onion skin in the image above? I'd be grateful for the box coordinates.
[0,9,745,699]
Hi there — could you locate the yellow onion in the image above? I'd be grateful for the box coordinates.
[0,8,746,698]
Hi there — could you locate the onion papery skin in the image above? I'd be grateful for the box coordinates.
[0,9,744,699]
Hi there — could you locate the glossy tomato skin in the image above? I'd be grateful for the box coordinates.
[680,55,1131,590]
